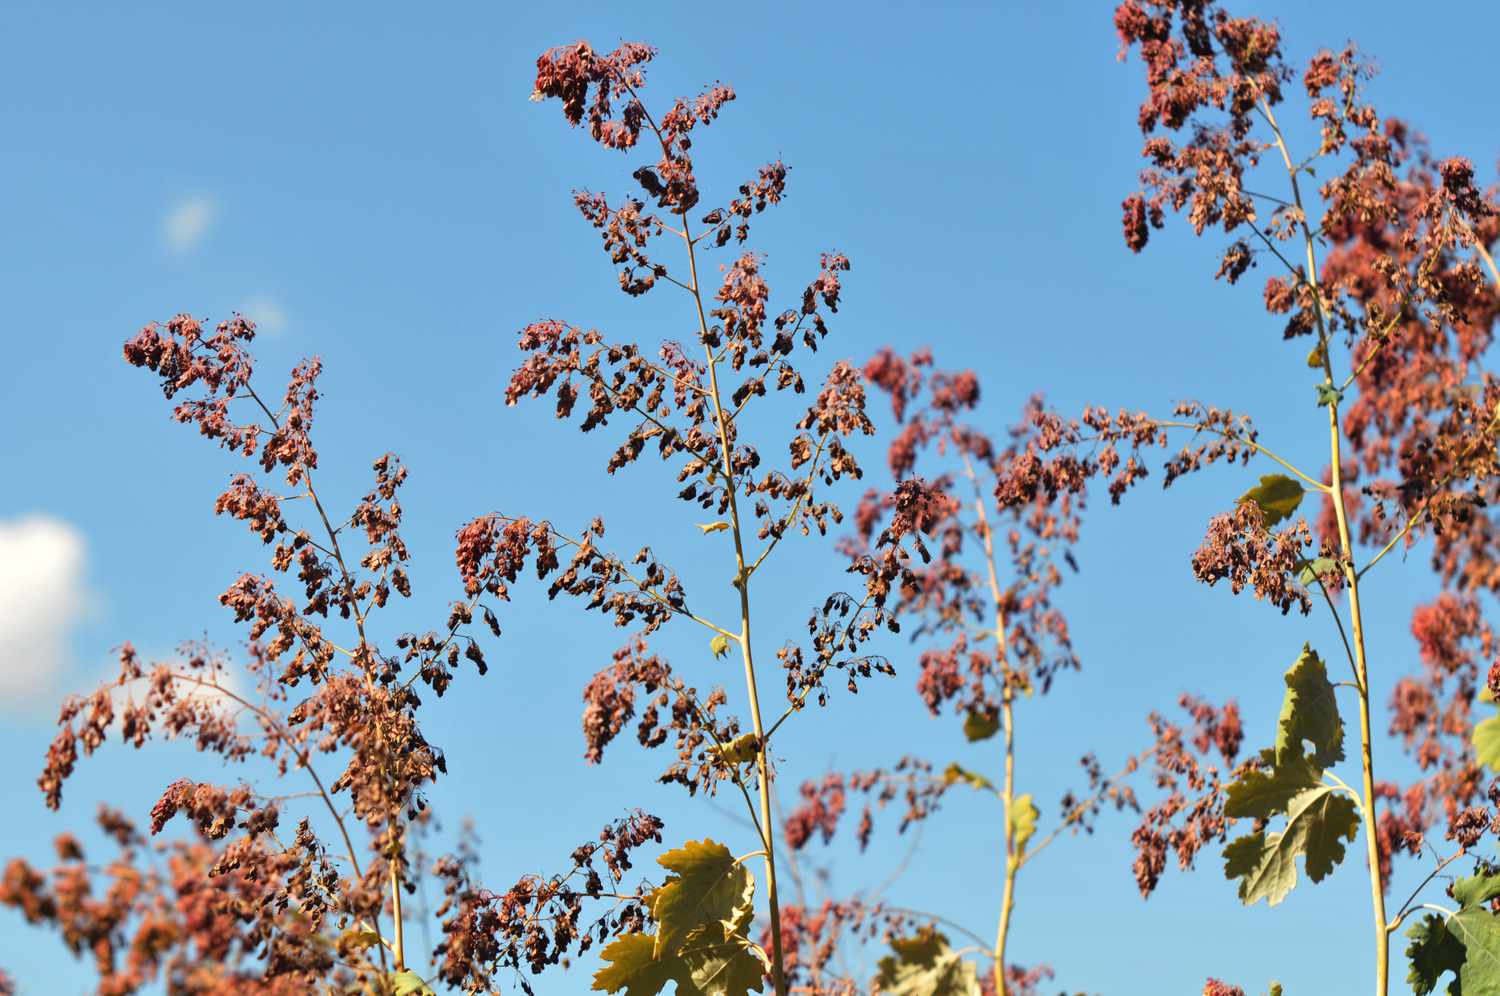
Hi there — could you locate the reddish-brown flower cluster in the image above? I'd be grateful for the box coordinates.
[1113,0,1500,916]
[1,809,361,994]
[1190,503,1315,615]
[782,758,980,855]
[578,636,743,794]
[1202,980,1246,996]
[1130,696,1243,897]
[21,306,528,991]
[430,812,663,994]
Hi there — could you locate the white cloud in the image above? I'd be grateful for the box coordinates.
[240,294,289,336]
[0,517,91,706]
[162,194,218,252]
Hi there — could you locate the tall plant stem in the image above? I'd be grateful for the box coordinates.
[616,73,788,989]
[389,861,406,970]
[678,213,787,995]
[1331,407,1386,996]
[240,380,406,972]
[1260,97,1387,995]
[963,455,1016,996]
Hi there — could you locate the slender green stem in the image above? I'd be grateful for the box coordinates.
[1386,851,1462,933]
[651,126,787,989]
[1260,96,1388,995]
[1148,419,1329,491]
[961,454,1016,996]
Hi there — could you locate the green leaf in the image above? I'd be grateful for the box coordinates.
[698,521,731,535]
[710,634,731,659]
[1222,784,1359,907]
[710,733,761,766]
[1406,870,1500,995]
[653,839,754,958]
[874,929,982,996]
[941,763,994,792]
[1453,871,1500,910]
[675,927,768,996]
[388,971,437,996]
[1474,713,1500,771]
[962,710,999,743]
[1297,556,1339,586]
[1223,754,1321,820]
[1316,383,1344,408]
[1406,913,1466,996]
[1447,907,1500,992]
[1237,474,1306,527]
[593,933,679,996]
[1010,794,1039,855]
[1276,645,1344,769]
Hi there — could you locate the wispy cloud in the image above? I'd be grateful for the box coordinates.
[162,194,218,252]
[0,516,92,707]
[240,294,289,336]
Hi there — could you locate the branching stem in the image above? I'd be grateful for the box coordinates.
[1260,95,1388,995]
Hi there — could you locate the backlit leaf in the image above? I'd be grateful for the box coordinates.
[676,927,768,996]
[1474,713,1500,771]
[1453,870,1500,911]
[941,763,994,792]
[874,929,982,996]
[710,733,760,765]
[653,839,754,958]
[1223,754,1320,820]
[1296,556,1339,586]
[1222,784,1358,907]
[698,522,731,534]
[1010,794,1039,855]
[1276,645,1344,769]
[1237,474,1305,527]
[388,971,437,996]
[593,933,678,996]
[337,928,384,953]
[710,635,731,659]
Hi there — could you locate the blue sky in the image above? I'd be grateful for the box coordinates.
[3,1,1499,993]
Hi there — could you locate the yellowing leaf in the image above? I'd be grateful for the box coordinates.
[1306,342,1327,369]
[1236,474,1306,527]
[698,521,731,535]
[336,928,384,954]
[941,763,994,792]
[593,933,678,996]
[710,634,731,659]
[962,710,999,743]
[676,927,768,996]
[652,839,754,958]
[1475,713,1500,770]
[710,734,761,766]
[1009,794,1039,855]
[388,970,437,996]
